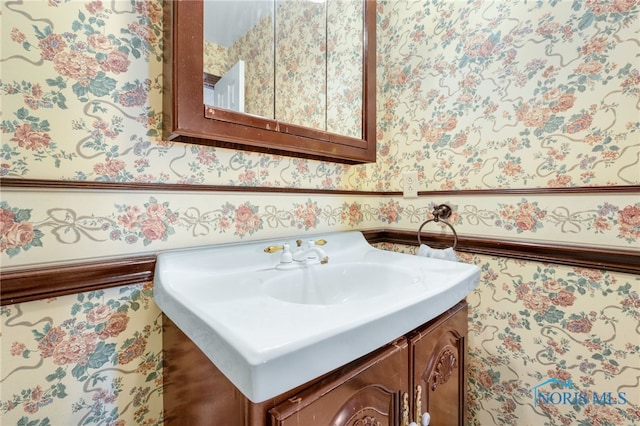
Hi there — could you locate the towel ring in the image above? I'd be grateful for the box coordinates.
[417,204,458,249]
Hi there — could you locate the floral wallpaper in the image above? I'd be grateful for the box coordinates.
[0,0,638,425]
[1,190,638,267]
[203,40,229,77]
[1,283,163,425]
[376,0,639,190]
[326,0,364,138]
[1,0,638,188]
[465,259,639,426]
[274,0,326,130]
[376,243,640,425]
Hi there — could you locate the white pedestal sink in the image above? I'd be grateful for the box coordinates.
[154,231,480,403]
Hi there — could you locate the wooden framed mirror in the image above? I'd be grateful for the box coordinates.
[163,0,376,164]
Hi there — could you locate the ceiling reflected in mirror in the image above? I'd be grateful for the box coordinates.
[204,0,274,47]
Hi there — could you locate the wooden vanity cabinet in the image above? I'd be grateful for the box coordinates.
[163,301,468,426]
[163,317,407,426]
[408,301,468,425]
[268,338,408,426]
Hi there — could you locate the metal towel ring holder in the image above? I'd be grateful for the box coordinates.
[417,204,458,249]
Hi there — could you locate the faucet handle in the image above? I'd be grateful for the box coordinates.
[267,244,294,268]
[295,239,327,247]
[264,245,285,254]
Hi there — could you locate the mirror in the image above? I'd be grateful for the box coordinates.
[203,0,275,119]
[203,0,363,138]
[163,0,376,163]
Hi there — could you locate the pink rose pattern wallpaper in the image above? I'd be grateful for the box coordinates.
[1,194,637,264]
[1,0,638,425]
[1,283,163,425]
[375,0,639,191]
[376,244,640,425]
[2,0,636,189]
[468,262,639,426]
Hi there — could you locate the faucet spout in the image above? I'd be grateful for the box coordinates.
[293,240,329,265]
[293,247,329,264]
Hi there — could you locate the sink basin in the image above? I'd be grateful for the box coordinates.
[154,231,480,403]
[263,262,418,305]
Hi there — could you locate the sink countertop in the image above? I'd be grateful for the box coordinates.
[154,231,480,402]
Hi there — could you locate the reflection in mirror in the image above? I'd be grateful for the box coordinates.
[202,0,363,138]
[327,0,363,138]
[203,0,275,118]
[275,0,327,131]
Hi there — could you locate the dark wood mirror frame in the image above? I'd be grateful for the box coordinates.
[163,0,376,164]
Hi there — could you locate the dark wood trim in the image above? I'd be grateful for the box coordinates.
[416,185,640,196]
[0,178,383,195]
[363,230,640,275]
[203,72,221,88]
[0,256,156,306]
[1,231,637,306]
[1,178,638,196]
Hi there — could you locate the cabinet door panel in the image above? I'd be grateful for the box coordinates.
[269,339,408,426]
[410,302,468,426]
[330,384,396,426]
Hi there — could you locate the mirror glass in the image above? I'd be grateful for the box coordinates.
[325,0,363,138]
[204,0,275,118]
[203,0,363,139]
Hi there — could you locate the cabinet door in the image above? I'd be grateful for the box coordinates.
[269,338,409,426]
[409,302,468,426]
